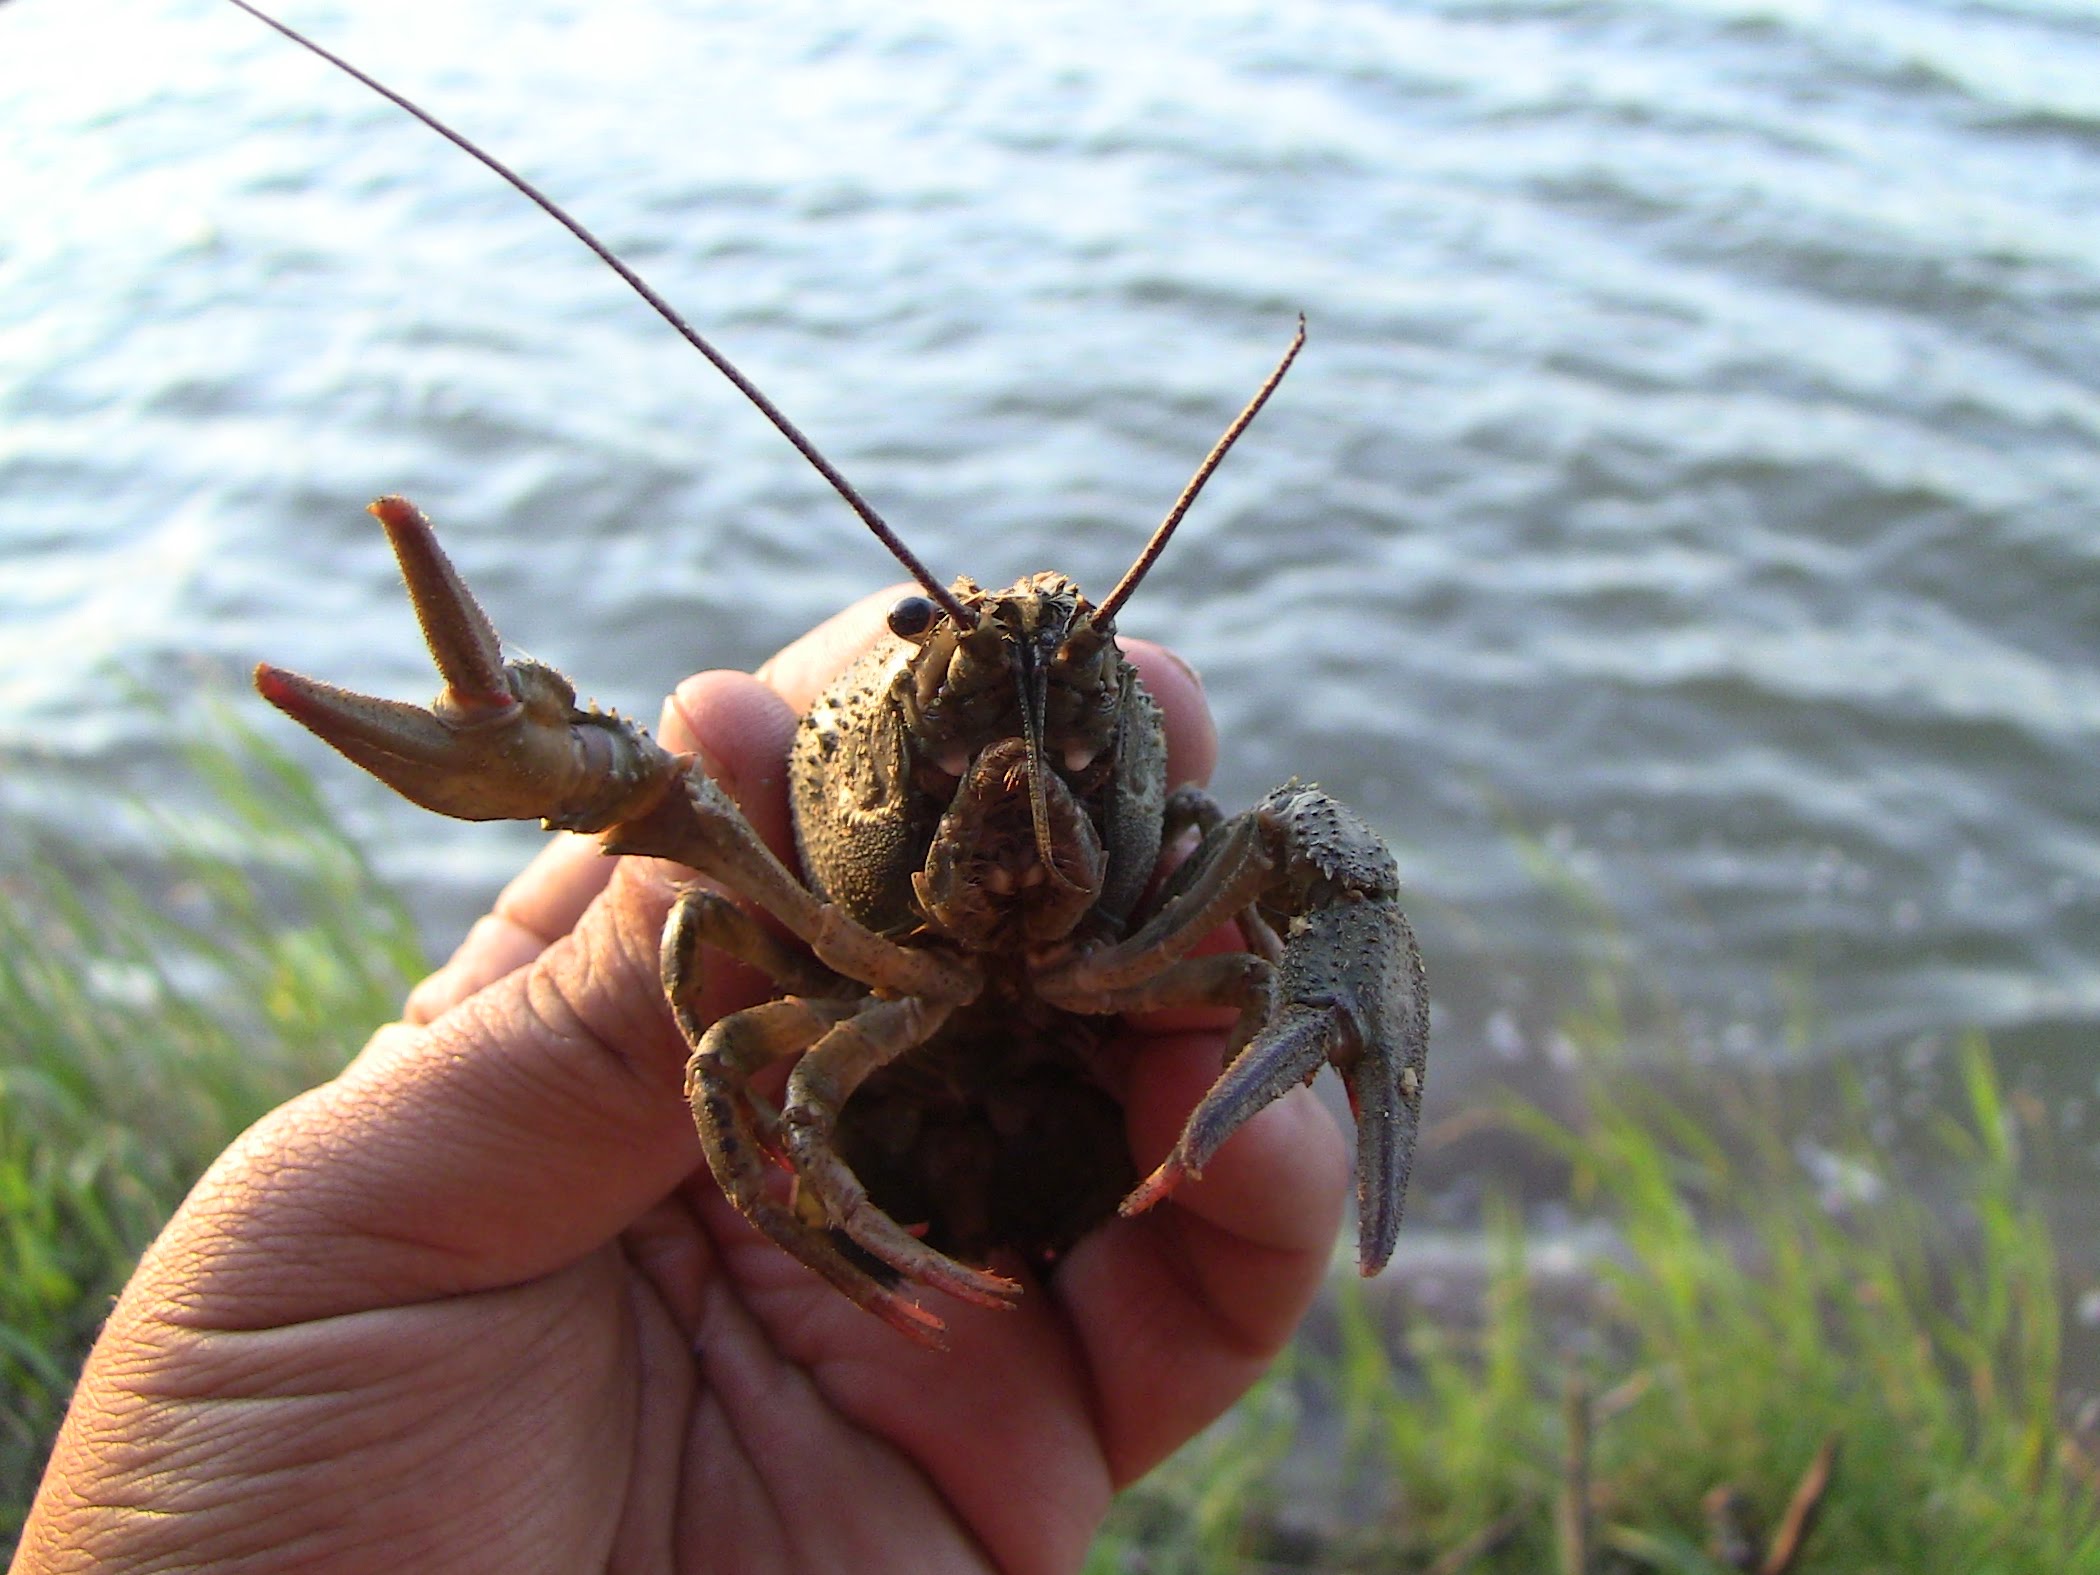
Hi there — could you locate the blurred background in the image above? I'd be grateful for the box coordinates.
[3,0,2096,1239]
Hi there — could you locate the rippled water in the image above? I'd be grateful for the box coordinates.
[4,1,2097,1138]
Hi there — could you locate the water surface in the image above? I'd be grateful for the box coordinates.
[4,0,2097,1167]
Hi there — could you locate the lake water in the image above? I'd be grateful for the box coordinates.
[3,0,2097,1189]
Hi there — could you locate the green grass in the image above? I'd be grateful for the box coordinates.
[1095,1040,2098,1573]
[1095,826,2098,1570]
[5,725,2094,1570]
[0,718,425,1536]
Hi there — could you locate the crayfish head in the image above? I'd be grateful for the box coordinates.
[902,579,1134,776]
[889,573,1131,926]
[894,573,1126,781]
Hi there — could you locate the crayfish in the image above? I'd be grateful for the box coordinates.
[238,0,1429,1344]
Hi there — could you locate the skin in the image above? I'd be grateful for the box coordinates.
[13,589,1348,1575]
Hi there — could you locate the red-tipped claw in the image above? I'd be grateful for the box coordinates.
[255,497,680,831]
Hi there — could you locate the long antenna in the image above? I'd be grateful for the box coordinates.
[1095,316,1305,625]
[222,0,973,628]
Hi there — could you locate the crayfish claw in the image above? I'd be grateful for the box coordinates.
[255,497,681,829]
[1117,999,1335,1219]
[1102,782,1428,1276]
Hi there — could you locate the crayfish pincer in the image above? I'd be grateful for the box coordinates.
[244,9,1429,1347]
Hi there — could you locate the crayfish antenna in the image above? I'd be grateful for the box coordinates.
[219,0,972,629]
[1095,316,1306,625]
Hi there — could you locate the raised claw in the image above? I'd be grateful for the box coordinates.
[254,497,681,832]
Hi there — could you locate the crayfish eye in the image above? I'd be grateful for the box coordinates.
[887,594,941,639]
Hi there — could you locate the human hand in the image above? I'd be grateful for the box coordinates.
[15,592,1348,1575]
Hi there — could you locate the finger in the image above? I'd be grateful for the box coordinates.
[1053,1029,1349,1485]
[1122,638,1217,791]
[663,669,800,864]
[402,834,606,1023]
[1120,1034,1348,1256]
[755,585,898,710]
